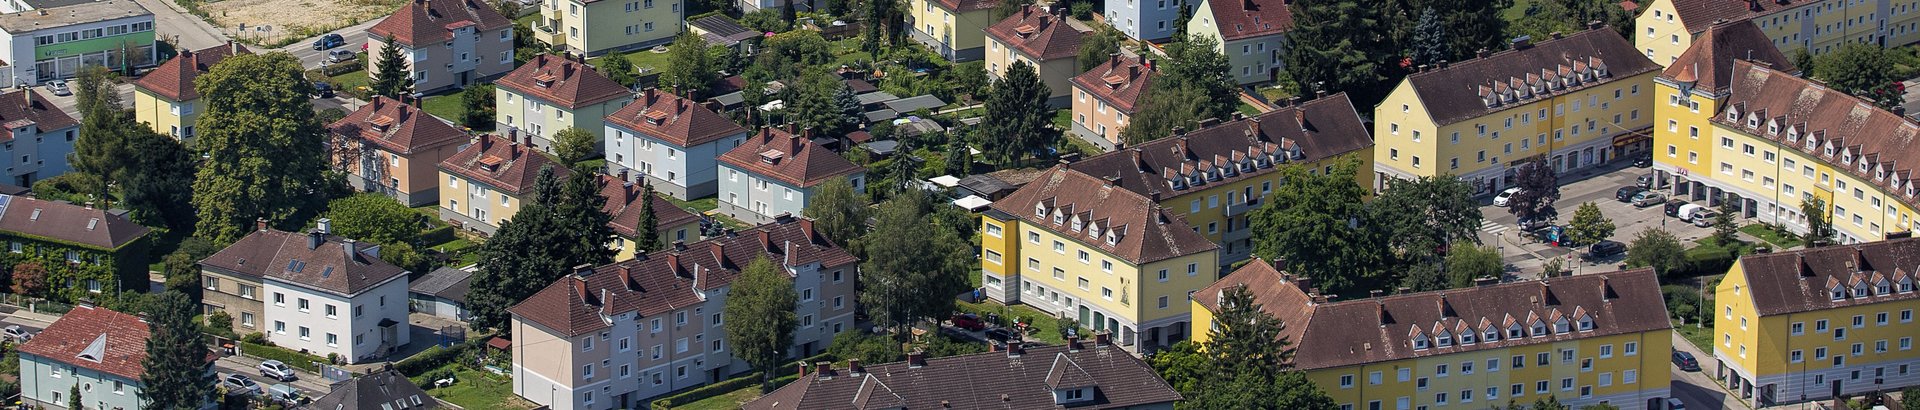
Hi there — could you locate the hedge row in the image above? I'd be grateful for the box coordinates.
[239,341,324,373]
[648,352,834,409]
[321,59,361,77]
[395,340,475,376]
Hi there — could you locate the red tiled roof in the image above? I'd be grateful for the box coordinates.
[496,54,632,109]
[1404,28,1660,126]
[1670,0,1818,35]
[718,128,865,188]
[438,133,571,195]
[1733,238,1920,316]
[748,343,1181,410]
[0,194,149,250]
[16,306,152,380]
[1659,19,1795,94]
[987,167,1216,264]
[606,89,748,148]
[1717,60,1920,213]
[1062,93,1372,200]
[1202,0,1294,41]
[598,174,699,239]
[985,6,1087,61]
[202,228,409,295]
[932,0,997,12]
[1069,54,1154,113]
[368,0,512,45]
[509,217,858,336]
[330,96,468,155]
[132,43,250,102]
[0,89,77,144]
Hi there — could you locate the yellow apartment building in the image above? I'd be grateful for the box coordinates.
[1059,92,1373,265]
[437,133,571,233]
[979,166,1220,352]
[1195,261,1675,410]
[598,172,702,261]
[1712,236,1920,406]
[1373,28,1660,195]
[131,42,248,144]
[984,5,1087,107]
[1651,19,1797,189]
[907,0,996,61]
[1635,0,1920,68]
[532,0,683,56]
[496,54,635,153]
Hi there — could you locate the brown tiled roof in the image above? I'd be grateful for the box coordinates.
[1069,54,1154,113]
[746,343,1181,410]
[1197,265,1670,371]
[438,134,571,195]
[598,174,699,239]
[1404,28,1660,126]
[132,43,250,102]
[0,89,77,143]
[1202,0,1294,41]
[988,167,1216,265]
[509,217,858,337]
[1733,237,1920,316]
[496,54,632,109]
[932,0,997,12]
[330,96,468,155]
[985,6,1086,61]
[1659,19,1794,94]
[1670,0,1817,35]
[307,367,438,410]
[206,228,409,296]
[1716,60,1920,211]
[1062,93,1372,200]
[16,305,152,380]
[368,0,512,45]
[606,89,747,148]
[718,128,865,188]
[0,194,149,250]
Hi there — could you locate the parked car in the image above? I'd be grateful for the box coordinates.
[1631,191,1667,207]
[1493,187,1523,207]
[266,384,306,405]
[258,360,296,382]
[1664,397,1687,410]
[46,80,70,97]
[1585,240,1625,259]
[1633,155,1653,168]
[3,325,31,342]
[1676,203,1708,222]
[1517,217,1551,231]
[1672,351,1700,371]
[1636,174,1655,188]
[325,49,356,64]
[223,374,261,395]
[949,313,985,331]
[1664,199,1689,217]
[1693,210,1719,228]
[984,328,1014,343]
[312,33,345,50]
[1615,186,1646,202]
[311,81,334,98]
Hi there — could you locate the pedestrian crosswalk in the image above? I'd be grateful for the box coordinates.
[1480,220,1508,235]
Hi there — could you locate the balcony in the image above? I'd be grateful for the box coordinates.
[1223,198,1261,217]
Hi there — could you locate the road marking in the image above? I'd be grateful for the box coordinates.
[1480,220,1508,234]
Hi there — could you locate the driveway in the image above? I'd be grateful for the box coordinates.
[1475,163,1724,277]
[273,20,379,69]
[1669,332,1752,410]
[214,353,336,400]
[131,0,230,51]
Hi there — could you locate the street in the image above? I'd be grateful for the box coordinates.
[1671,332,1747,410]
[131,0,229,51]
[1474,162,1722,278]
[273,20,379,69]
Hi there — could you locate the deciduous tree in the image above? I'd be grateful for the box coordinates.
[551,127,598,168]
[1506,155,1561,222]
[1369,176,1483,260]
[802,176,869,249]
[1813,43,1904,110]
[1077,27,1124,72]
[1120,35,1237,145]
[1564,201,1614,246]
[596,51,639,88]
[1249,160,1385,296]
[659,32,716,97]
[1625,228,1686,277]
[1444,245,1503,288]
[1801,197,1835,246]
[723,257,798,391]
[9,262,46,299]
[141,291,215,409]
[192,53,334,244]
[857,191,971,339]
[323,193,425,245]
[461,84,496,130]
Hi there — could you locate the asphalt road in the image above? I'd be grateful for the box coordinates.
[273,20,379,69]
[1474,162,1722,278]
[131,0,230,51]
[1670,332,1748,409]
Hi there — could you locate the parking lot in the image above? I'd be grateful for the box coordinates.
[1477,162,1723,278]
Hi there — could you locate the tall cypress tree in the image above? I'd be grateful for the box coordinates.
[371,36,414,100]
[637,181,662,252]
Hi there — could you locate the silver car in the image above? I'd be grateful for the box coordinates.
[258,359,296,382]
[3,325,31,342]
[1632,191,1667,207]
[222,374,261,395]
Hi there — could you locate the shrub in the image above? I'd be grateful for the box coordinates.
[239,341,324,372]
[395,341,477,376]
[322,60,362,77]
[241,332,269,344]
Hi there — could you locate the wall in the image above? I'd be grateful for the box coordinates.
[1105,0,1180,42]
[199,268,266,332]
[543,0,682,56]
[907,0,992,61]
[983,36,1076,107]
[261,274,410,363]
[19,354,146,410]
[1160,150,1372,265]
[1069,84,1131,146]
[1717,261,1920,404]
[1680,117,1919,244]
[0,16,156,85]
[716,164,864,224]
[512,316,585,410]
[604,123,747,200]
[498,89,631,154]
[984,215,1216,352]
[610,219,699,262]
[131,87,198,143]
[340,140,465,208]
[367,26,516,94]
[438,170,525,234]
[1308,331,1674,410]
[1638,0,1920,68]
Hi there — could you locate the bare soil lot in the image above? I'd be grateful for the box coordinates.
[198,0,403,46]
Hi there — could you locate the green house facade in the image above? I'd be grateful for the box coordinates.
[0,194,151,301]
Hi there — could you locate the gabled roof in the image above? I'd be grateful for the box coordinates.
[496,54,632,109]
[1201,0,1294,41]
[1669,0,1818,35]
[306,367,438,410]
[718,128,865,188]
[330,96,468,155]
[409,267,473,304]
[606,89,748,148]
[1735,237,1920,316]
[1404,28,1660,126]
[0,194,149,250]
[984,5,1087,61]
[1716,60,1920,211]
[598,174,700,239]
[747,344,1181,410]
[1192,258,1314,346]
[1070,54,1155,113]
[0,89,78,143]
[368,0,511,46]
[16,305,152,380]
[208,228,409,296]
[438,133,571,195]
[988,167,1217,264]
[1659,19,1795,94]
[509,217,858,337]
[132,43,250,102]
[931,0,997,12]
[1062,93,1372,200]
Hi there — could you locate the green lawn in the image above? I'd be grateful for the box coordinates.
[1500,1,1529,23]
[589,48,674,74]
[660,195,751,230]
[1237,102,1265,116]
[955,299,1072,345]
[425,365,538,410]
[419,94,468,126]
[674,386,764,410]
[332,68,371,94]
[1738,223,1803,249]
[1674,321,1713,352]
[1051,108,1072,131]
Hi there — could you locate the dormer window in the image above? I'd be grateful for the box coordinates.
[1768,122,1779,135]
[1787,127,1800,142]
[1899,278,1913,293]
[1436,330,1453,347]
[1832,285,1847,301]
[1412,336,1430,350]
[1854,284,1869,297]
[1070,218,1083,232]
[1876,281,1890,295]
[1552,318,1570,333]
[1530,322,1547,337]
[1055,387,1091,404]
[1483,327,1499,342]
[1459,331,1475,345]
[1506,324,1523,339]
[1577,316,1594,331]
[1726,110,1739,121]
[1035,204,1047,216]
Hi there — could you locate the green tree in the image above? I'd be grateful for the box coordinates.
[122,128,198,230]
[1625,228,1686,277]
[659,32,716,97]
[948,61,991,104]
[323,193,424,245]
[141,291,216,409]
[1564,202,1615,246]
[1661,285,1704,324]
[192,53,334,244]
[1409,7,1447,66]
[784,71,858,136]
[1790,48,1816,76]
[991,0,1032,21]
[1249,160,1385,296]
[1077,27,1124,72]
[829,331,904,364]
[1119,35,1237,145]
[801,176,869,248]
[69,384,81,410]
[1802,197,1835,246]
[757,30,832,75]
[723,257,798,390]
[740,9,789,33]
[161,238,218,303]
[1712,201,1740,245]
[465,166,616,330]
[1542,256,1565,278]
[636,181,663,252]
[1443,245,1503,289]
[371,36,415,100]
[1813,43,1904,110]
[551,127,599,168]
[1285,0,1397,108]
[1505,0,1630,42]
[1901,386,1920,410]
[1369,176,1483,261]
[70,65,131,205]
[74,65,120,116]
[461,84,496,130]
[857,191,972,339]
[980,60,1055,166]
[596,50,639,88]
[942,132,972,176]
[1417,0,1514,62]
[1171,285,1337,409]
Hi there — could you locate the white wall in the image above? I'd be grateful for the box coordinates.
[262,274,410,363]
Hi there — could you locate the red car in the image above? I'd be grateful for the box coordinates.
[949,314,986,331]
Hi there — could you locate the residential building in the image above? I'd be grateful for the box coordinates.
[531,0,682,56]
[1194,260,1675,409]
[735,0,803,14]
[715,128,866,225]
[1659,59,1918,244]
[979,166,1219,352]
[495,54,634,152]
[1634,0,1920,68]
[509,216,858,410]
[202,222,412,363]
[0,89,77,186]
[747,340,1183,409]
[906,0,997,61]
[598,172,701,261]
[366,0,515,93]
[308,366,439,409]
[1649,20,1802,230]
[603,88,750,200]
[1185,0,1291,84]
[409,266,472,321]
[0,0,156,86]
[328,96,471,207]
[984,5,1087,107]
[1107,0,1185,42]
[1712,236,1920,406]
[1372,28,1661,195]
[131,42,248,143]
[18,305,211,410]
[1068,53,1154,149]
[1058,93,1373,264]
[0,194,151,297]
[437,132,572,233]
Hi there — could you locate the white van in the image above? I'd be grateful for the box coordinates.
[1676,203,1708,222]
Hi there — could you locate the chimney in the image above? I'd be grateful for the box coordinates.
[228,40,239,55]
[1293,276,1315,294]
[1369,289,1384,298]
[814,361,834,379]
[1510,35,1532,50]
[1067,335,1081,352]
[256,218,269,232]
[799,218,819,245]
[672,241,687,251]
[522,129,535,148]
[1438,60,1449,69]
[315,218,332,235]
[796,362,809,376]
[1007,340,1025,357]
[307,229,325,249]
[573,263,594,277]
[1895,106,1907,117]
[1746,0,1761,12]
[1600,275,1615,300]
[847,359,864,376]
[907,350,927,368]
[1376,301,1391,326]
[618,266,636,290]
[569,272,589,301]
[1549,31,1563,40]
[618,169,630,181]
[1093,331,1111,348]
[343,238,359,260]
[1437,294,1454,317]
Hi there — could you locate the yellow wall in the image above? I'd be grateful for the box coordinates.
[1669,108,1920,242]
[980,215,1219,338]
[1716,262,1920,394]
[610,219,700,261]
[497,86,628,145]
[536,0,682,55]
[440,170,528,229]
[132,87,199,144]
[1375,71,1656,190]
[1652,80,1718,179]
[1636,0,1920,68]
[984,36,1078,101]
[909,0,991,53]
[1158,152,1372,259]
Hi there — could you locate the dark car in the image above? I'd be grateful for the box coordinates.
[949,313,985,331]
[1633,154,1652,168]
[1672,350,1701,371]
[1615,186,1645,202]
[1585,240,1625,259]
[311,81,334,98]
[1664,199,1689,217]
[984,328,1014,343]
[312,33,345,50]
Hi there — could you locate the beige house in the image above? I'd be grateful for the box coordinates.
[328,96,470,207]
[437,132,572,233]
[1068,54,1154,149]
[984,5,1087,107]
[366,0,515,93]
[495,54,634,153]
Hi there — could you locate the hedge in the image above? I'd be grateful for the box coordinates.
[395,340,475,376]
[418,222,455,246]
[648,352,834,409]
[321,60,362,77]
[239,341,325,373]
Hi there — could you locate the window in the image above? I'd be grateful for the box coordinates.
[1340,375,1354,388]
[1625,341,1638,355]
[325,305,337,318]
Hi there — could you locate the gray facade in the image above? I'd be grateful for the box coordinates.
[1106,0,1182,42]
[603,124,748,200]
[715,165,865,225]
